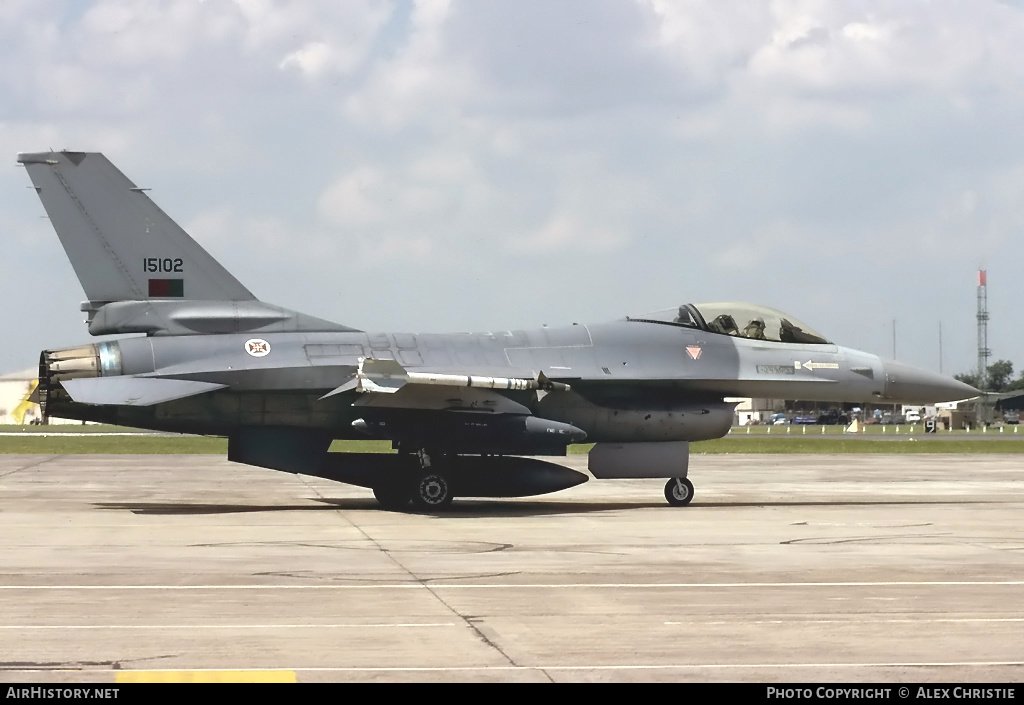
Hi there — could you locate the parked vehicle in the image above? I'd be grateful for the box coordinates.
[1004,411,1020,425]
[816,410,850,425]
[770,413,788,425]
[902,405,936,423]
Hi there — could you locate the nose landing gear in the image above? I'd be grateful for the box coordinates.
[664,477,694,506]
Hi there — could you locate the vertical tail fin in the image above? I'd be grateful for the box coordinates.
[18,151,255,306]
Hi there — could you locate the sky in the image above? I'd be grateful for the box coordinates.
[2,0,1024,379]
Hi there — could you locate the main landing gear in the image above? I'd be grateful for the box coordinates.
[664,477,694,507]
[372,483,412,511]
[372,448,455,511]
[413,472,453,509]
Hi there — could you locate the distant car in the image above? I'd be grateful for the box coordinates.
[1004,411,1020,425]
[816,410,850,425]
[770,413,788,425]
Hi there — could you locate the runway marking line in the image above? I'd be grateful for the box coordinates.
[103,661,1024,675]
[0,623,458,629]
[3,618,1021,631]
[665,618,1024,625]
[115,670,295,683]
[319,661,1024,672]
[0,580,1022,590]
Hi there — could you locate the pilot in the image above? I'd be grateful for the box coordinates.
[743,317,767,339]
[673,306,694,326]
[710,314,739,336]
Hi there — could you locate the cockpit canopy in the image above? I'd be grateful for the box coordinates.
[630,302,831,345]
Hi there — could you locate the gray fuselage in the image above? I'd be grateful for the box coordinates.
[42,317,911,448]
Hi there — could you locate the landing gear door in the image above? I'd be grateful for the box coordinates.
[588,441,690,479]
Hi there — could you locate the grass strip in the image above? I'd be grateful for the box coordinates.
[690,438,1024,454]
[0,427,392,454]
[0,424,155,434]
[0,436,229,454]
[1,433,1021,455]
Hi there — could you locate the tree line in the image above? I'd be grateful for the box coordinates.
[954,360,1024,393]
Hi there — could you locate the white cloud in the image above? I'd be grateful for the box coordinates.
[280,42,343,79]
[509,211,626,254]
[5,0,1024,375]
[318,167,388,227]
[342,1,470,129]
[712,219,846,271]
[351,233,435,263]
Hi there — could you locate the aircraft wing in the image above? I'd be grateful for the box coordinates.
[60,377,227,406]
[328,358,585,452]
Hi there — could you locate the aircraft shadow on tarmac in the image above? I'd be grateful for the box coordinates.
[92,497,990,518]
[92,499,660,516]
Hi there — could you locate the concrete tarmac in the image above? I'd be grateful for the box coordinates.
[0,453,1022,683]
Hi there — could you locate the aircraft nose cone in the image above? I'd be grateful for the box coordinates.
[881,360,980,403]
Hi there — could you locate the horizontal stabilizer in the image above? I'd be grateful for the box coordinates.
[61,377,227,406]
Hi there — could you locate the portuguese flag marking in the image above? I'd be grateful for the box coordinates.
[148,279,184,297]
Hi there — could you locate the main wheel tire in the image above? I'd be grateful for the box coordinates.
[373,483,411,510]
[664,477,694,506]
[413,472,454,509]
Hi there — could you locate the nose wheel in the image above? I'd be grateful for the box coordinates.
[664,477,694,506]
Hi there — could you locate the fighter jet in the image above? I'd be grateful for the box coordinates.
[17,151,979,509]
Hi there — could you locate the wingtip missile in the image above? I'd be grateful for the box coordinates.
[321,357,572,398]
